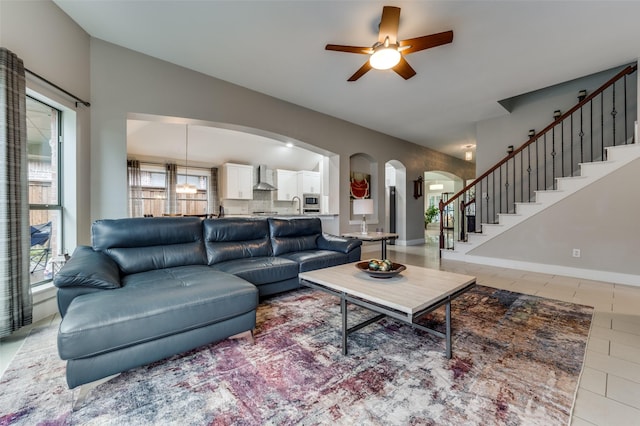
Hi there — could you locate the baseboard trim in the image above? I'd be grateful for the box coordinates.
[444,254,640,287]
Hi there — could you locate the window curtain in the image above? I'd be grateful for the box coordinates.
[127,160,143,217]
[165,163,178,215]
[0,48,32,337]
[209,167,219,216]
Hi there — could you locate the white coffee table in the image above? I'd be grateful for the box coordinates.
[299,262,476,358]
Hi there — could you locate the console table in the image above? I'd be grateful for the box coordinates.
[341,232,398,259]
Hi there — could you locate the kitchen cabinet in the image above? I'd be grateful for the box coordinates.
[297,170,321,195]
[220,163,253,200]
[275,169,298,201]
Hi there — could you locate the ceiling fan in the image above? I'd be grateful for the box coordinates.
[325,6,453,81]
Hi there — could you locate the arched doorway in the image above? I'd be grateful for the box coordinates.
[423,171,464,248]
[385,160,406,244]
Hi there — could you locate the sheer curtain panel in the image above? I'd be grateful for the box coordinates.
[165,163,178,215]
[127,160,143,217]
[0,48,32,337]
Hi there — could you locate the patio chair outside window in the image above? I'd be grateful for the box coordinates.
[30,222,51,274]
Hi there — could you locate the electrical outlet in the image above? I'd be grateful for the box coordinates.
[572,249,581,258]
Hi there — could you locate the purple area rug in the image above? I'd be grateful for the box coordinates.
[0,285,592,425]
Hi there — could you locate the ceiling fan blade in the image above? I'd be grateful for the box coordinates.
[378,6,401,43]
[398,31,454,55]
[325,44,372,54]
[393,56,417,80]
[348,61,373,82]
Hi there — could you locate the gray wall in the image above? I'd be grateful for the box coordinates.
[469,156,640,276]
[89,39,474,243]
[477,66,637,172]
[1,0,92,246]
[2,0,472,247]
[471,65,640,279]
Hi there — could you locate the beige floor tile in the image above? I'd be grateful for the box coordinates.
[579,279,614,290]
[612,303,640,316]
[607,374,640,410]
[591,313,613,329]
[574,288,614,300]
[612,316,640,335]
[520,271,553,283]
[548,275,581,287]
[610,342,640,368]
[510,279,546,295]
[476,276,516,289]
[536,287,576,302]
[579,366,607,395]
[589,326,640,350]
[586,335,610,355]
[572,388,640,425]
[583,350,640,384]
[570,416,597,426]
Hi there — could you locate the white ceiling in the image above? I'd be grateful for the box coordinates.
[127,119,324,171]
[54,0,640,160]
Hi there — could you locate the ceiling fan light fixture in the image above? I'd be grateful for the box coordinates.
[369,46,401,70]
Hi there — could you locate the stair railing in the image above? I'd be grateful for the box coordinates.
[440,63,638,251]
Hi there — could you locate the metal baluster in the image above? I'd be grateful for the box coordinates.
[612,81,617,147]
[543,133,547,190]
[513,154,516,210]
[504,162,509,215]
[527,144,532,201]
[499,164,503,215]
[624,74,628,144]
[579,104,584,164]
[561,117,565,178]
[551,125,556,190]
[520,147,523,203]
[570,114,574,177]
[601,92,604,160]
[589,99,593,161]
[492,172,496,223]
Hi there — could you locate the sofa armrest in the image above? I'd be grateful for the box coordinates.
[53,246,121,290]
[317,233,362,254]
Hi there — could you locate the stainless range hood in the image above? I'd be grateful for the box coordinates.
[253,165,276,191]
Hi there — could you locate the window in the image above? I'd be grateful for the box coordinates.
[27,96,63,286]
[176,171,208,216]
[129,162,209,217]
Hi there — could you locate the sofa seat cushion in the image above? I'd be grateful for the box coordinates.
[280,250,349,272]
[58,266,258,360]
[210,256,299,286]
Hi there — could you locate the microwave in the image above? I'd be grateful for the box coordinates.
[303,193,320,208]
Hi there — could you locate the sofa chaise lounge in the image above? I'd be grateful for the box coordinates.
[53,216,361,389]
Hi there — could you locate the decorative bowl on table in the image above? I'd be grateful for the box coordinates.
[356,260,406,279]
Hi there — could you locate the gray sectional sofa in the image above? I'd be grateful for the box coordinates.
[53,216,361,389]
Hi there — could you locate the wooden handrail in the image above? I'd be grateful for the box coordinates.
[441,63,638,211]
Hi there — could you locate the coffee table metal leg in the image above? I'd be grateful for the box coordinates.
[341,295,348,355]
[445,300,452,359]
[381,240,386,259]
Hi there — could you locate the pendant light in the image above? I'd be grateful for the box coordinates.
[176,125,197,194]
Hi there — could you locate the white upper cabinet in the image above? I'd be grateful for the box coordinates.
[220,163,253,200]
[298,170,321,195]
[275,169,298,201]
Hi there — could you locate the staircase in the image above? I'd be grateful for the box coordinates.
[441,142,640,260]
[439,63,638,275]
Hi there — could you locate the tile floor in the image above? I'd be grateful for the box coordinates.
[2,237,639,425]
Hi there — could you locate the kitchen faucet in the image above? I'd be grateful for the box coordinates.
[291,196,301,214]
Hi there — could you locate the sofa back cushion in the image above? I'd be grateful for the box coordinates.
[269,217,321,256]
[92,217,206,274]
[203,218,272,265]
